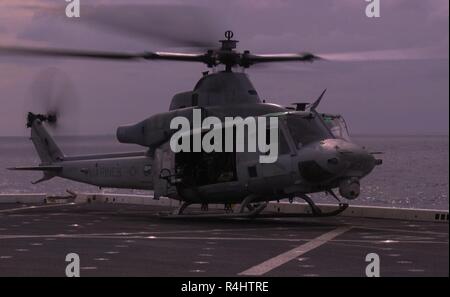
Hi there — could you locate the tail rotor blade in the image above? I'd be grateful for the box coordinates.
[27,68,80,135]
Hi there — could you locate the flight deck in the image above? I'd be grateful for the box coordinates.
[0,201,447,277]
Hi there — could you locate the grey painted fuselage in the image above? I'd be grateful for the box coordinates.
[17,71,379,204]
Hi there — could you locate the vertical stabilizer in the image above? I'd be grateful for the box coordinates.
[28,113,64,164]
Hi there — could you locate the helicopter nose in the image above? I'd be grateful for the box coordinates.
[335,144,376,175]
[298,139,377,187]
[322,139,377,178]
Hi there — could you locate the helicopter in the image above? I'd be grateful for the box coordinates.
[3,20,383,218]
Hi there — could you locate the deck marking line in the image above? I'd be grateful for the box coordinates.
[239,226,351,276]
[0,203,75,214]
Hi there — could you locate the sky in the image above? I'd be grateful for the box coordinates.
[0,0,448,136]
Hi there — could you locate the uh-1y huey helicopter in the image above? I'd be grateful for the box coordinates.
[4,27,383,218]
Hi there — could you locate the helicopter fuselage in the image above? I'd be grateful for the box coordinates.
[17,71,379,207]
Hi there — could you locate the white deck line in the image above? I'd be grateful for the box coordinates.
[0,203,76,213]
[239,226,352,276]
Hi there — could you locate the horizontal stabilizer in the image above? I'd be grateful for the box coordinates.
[7,165,62,171]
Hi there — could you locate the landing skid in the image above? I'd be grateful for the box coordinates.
[158,202,268,219]
[259,203,348,218]
[158,194,349,219]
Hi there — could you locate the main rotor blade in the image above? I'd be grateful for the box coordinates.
[151,52,210,63]
[319,47,447,62]
[240,46,445,68]
[0,46,149,61]
[0,46,209,63]
[241,52,322,67]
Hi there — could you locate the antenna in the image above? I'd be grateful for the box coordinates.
[310,89,327,111]
[220,30,238,51]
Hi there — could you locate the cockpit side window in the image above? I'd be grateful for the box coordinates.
[261,125,291,156]
[286,115,331,148]
[279,128,291,155]
[322,114,351,141]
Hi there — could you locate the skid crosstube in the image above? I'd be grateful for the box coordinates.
[158,203,348,219]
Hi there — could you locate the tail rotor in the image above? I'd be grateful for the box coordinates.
[26,68,80,134]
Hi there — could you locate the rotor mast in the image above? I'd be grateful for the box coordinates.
[219,30,239,72]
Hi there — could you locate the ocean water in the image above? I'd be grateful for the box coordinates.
[0,135,448,210]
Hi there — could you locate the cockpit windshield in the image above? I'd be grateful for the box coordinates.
[286,114,332,148]
[322,114,351,141]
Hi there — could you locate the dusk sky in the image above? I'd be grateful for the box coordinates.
[0,0,448,136]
